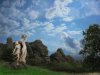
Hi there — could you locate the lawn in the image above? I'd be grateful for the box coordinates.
[0,61,100,75]
[0,61,68,75]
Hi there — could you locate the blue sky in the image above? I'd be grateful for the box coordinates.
[0,0,100,56]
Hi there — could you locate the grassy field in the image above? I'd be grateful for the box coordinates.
[0,61,100,75]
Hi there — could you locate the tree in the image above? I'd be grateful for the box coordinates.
[2,37,14,62]
[80,24,100,70]
[0,43,5,58]
[7,37,13,49]
[50,48,67,62]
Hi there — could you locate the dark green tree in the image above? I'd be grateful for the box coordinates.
[7,37,14,49]
[2,37,14,62]
[80,24,100,70]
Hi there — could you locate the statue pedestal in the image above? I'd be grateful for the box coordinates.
[5,62,27,69]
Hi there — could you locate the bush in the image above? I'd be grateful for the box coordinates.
[45,61,85,73]
[2,48,13,62]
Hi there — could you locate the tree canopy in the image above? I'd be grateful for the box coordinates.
[80,24,100,69]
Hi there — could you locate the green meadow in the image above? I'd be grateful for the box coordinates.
[0,61,100,75]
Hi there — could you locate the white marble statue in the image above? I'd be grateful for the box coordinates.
[13,35,27,65]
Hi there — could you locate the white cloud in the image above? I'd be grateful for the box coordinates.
[45,7,56,20]
[0,0,99,41]
[14,0,26,7]
[0,6,25,21]
[28,10,39,19]
[53,24,67,33]
[10,7,25,19]
[2,0,26,7]
[23,18,30,27]
[45,0,73,21]
[79,0,100,17]
[63,16,74,22]
[25,5,40,20]
[32,0,41,6]
[68,30,82,35]
[2,0,10,7]
[0,12,20,30]
[0,9,39,36]
[43,22,55,33]
[45,0,100,22]
[43,22,67,36]
[19,18,42,34]
[8,30,34,37]
[61,32,69,39]
[86,1,100,16]
[61,32,81,54]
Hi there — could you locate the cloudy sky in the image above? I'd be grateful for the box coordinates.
[0,0,100,56]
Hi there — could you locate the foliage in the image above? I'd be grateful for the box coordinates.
[50,48,67,62]
[7,37,14,49]
[80,24,100,69]
[45,61,85,73]
[28,40,50,65]
[1,37,14,62]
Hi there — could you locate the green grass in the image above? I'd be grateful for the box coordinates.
[0,61,67,75]
[0,61,100,75]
